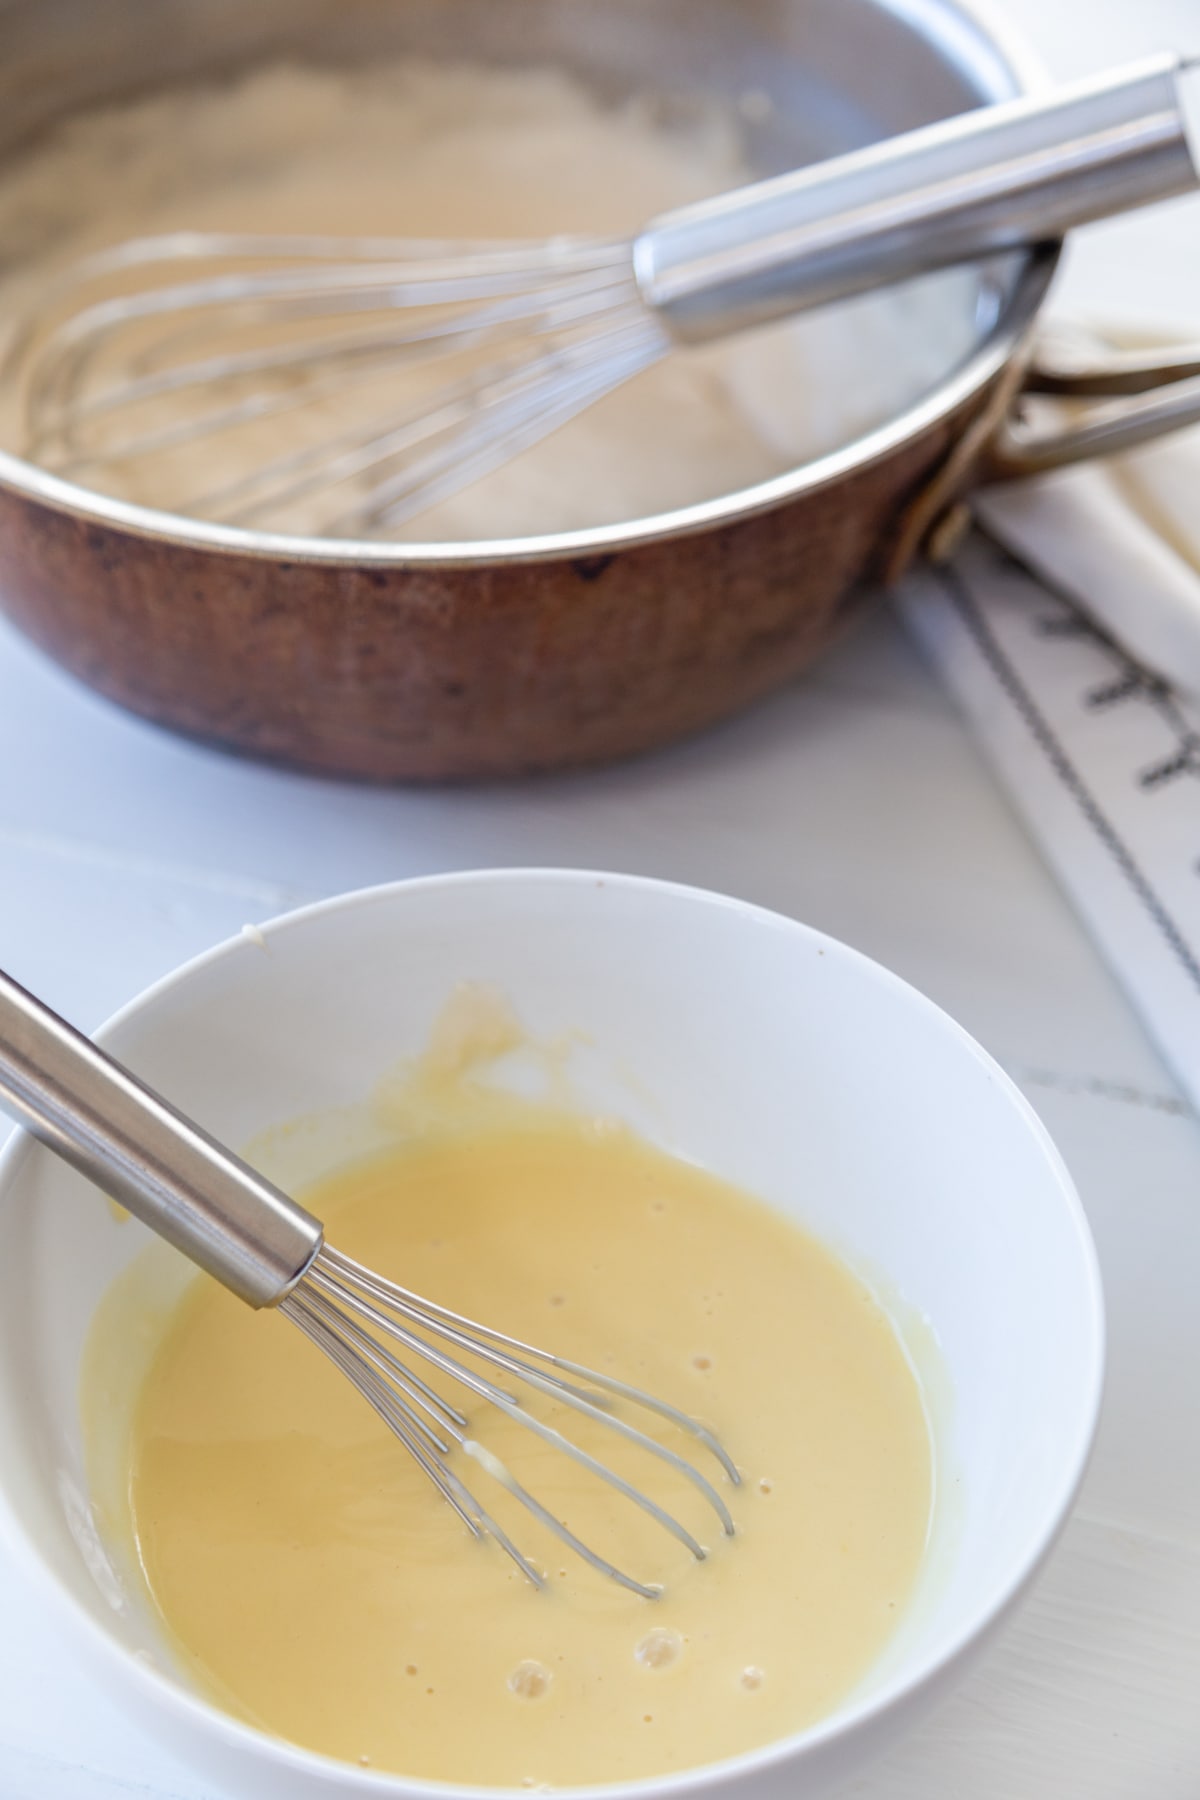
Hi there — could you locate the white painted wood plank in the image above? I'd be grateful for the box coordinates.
[0,607,1180,1101]
[0,839,301,1032]
[0,1745,216,1800]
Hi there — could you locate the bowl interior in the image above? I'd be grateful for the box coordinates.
[0,872,1102,1787]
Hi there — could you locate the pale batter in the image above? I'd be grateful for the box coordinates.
[0,59,982,540]
[112,1115,932,1787]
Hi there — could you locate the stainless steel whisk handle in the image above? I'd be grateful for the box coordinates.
[637,53,1200,342]
[0,966,322,1306]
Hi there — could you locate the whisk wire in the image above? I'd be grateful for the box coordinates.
[280,1244,737,1593]
[458,1439,664,1599]
[44,254,635,410]
[289,1291,454,1456]
[323,1245,740,1482]
[328,318,667,536]
[12,232,666,536]
[300,1282,671,1598]
[294,1289,468,1446]
[301,1260,715,1557]
[42,228,633,284]
[318,1247,736,1533]
[287,1293,545,1588]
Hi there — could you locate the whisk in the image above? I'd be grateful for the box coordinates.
[10,54,1200,538]
[0,966,737,1597]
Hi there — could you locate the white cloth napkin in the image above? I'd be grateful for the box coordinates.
[975,460,1200,702]
[975,436,1200,701]
[894,372,1200,1112]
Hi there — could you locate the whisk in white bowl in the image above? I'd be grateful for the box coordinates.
[0,965,736,1597]
[8,53,1200,537]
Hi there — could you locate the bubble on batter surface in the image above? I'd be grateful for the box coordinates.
[635,1628,683,1670]
[509,1659,552,1699]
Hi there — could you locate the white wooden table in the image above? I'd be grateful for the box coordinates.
[2,2,1198,1793]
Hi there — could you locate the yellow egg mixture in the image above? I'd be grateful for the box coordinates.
[101,1113,931,1787]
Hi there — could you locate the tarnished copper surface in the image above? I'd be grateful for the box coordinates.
[0,379,992,781]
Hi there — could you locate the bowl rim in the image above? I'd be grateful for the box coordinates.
[0,0,1057,569]
[0,867,1106,1798]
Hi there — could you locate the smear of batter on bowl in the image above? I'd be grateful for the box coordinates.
[0,58,982,540]
[83,991,934,1787]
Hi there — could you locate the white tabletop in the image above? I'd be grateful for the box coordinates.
[2,2,1199,1795]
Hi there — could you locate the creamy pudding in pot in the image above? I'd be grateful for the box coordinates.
[0,58,983,541]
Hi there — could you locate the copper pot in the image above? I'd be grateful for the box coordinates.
[0,0,1190,781]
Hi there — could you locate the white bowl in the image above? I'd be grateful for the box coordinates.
[0,870,1103,1800]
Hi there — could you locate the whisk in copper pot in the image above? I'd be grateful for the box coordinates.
[15,231,671,538]
[8,54,1200,536]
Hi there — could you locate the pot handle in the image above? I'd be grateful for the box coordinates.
[983,328,1200,479]
[886,326,1200,580]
